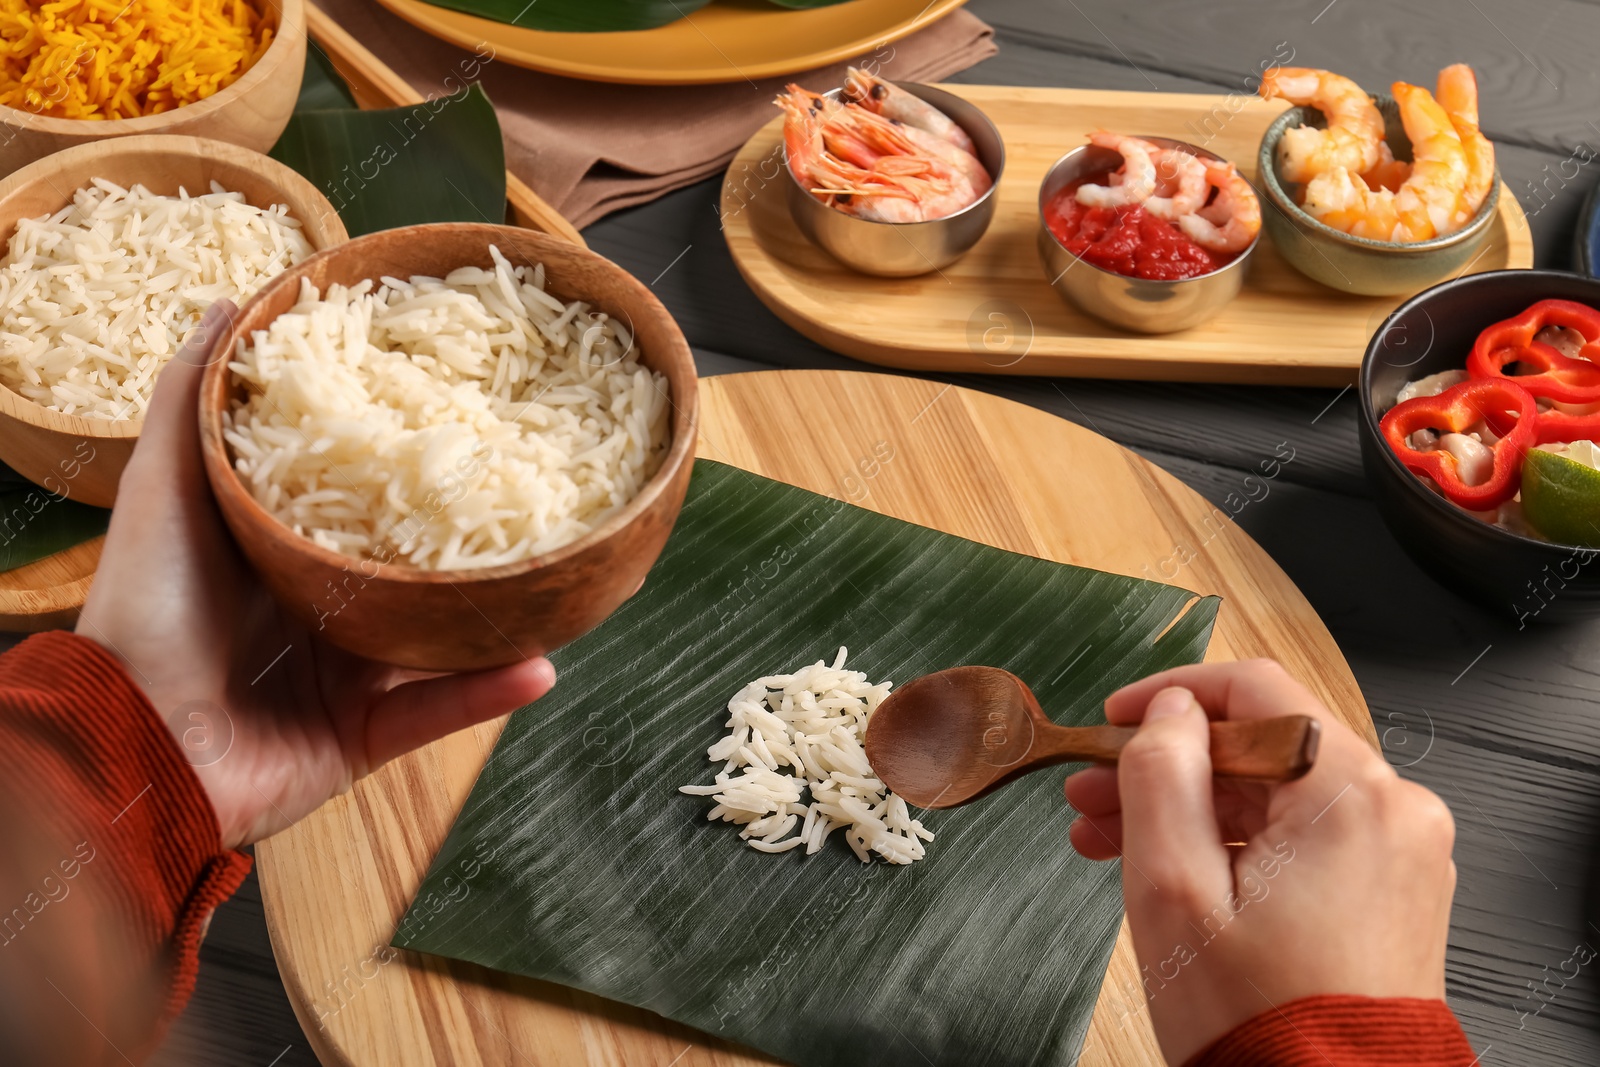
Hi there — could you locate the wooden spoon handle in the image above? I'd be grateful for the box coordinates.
[1047,716,1322,781]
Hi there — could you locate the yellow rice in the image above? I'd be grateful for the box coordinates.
[0,0,273,120]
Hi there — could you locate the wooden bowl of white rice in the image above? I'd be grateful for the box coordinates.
[0,134,347,506]
[198,222,698,672]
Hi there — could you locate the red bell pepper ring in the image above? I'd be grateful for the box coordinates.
[1380,378,1538,510]
[1531,407,1600,445]
[1465,299,1600,404]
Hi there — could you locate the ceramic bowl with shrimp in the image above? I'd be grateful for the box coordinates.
[1036,136,1260,334]
[779,78,1004,278]
[1258,95,1500,297]
[1359,269,1600,621]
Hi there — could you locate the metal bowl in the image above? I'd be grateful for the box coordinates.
[1036,137,1259,334]
[1257,95,1500,296]
[783,83,1004,277]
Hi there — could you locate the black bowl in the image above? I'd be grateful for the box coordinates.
[1360,269,1600,624]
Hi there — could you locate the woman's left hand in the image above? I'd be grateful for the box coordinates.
[77,301,557,848]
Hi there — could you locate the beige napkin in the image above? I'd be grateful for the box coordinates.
[314,0,997,227]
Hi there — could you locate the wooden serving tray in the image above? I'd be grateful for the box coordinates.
[258,368,1376,1067]
[723,85,1534,386]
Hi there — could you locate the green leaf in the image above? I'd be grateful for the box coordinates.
[396,460,1219,1067]
[294,40,358,112]
[269,84,507,237]
[413,0,712,31]
[0,485,107,572]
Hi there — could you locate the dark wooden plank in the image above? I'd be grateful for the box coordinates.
[151,862,319,1067]
[969,0,1600,156]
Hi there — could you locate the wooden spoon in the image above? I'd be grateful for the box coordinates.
[863,666,1321,809]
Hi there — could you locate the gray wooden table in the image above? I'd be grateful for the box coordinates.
[151,2,1600,1063]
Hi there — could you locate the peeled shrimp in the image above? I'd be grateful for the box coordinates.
[1435,63,1495,225]
[1145,148,1211,220]
[843,67,976,154]
[1390,82,1470,241]
[1302,166,1402,240]
[1076,131,1157,207]
[1360,142,1412,193]
[1259,66,1385,183]
[1175,160,1261,253]
[1300,82,1470,241]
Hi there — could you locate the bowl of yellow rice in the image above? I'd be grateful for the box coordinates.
[0,0,305,170]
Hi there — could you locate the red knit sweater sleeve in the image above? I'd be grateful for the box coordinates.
[1185,994,1479,1066]
[0,630,250,1065]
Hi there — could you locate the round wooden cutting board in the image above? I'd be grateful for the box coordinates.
[258,369,1375,1067]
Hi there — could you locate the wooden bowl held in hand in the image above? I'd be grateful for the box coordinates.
[198,223,700,672]
[0,134,347,507]
[0,0,306,172]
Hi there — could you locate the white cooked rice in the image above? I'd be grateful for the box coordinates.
[223,244,671,571]
[0,178,312,420]
[679,648,934,865]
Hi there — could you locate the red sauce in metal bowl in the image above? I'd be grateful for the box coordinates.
[1044,174,1232,282]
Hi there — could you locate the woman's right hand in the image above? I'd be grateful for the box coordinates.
[1064,659,1457,1066]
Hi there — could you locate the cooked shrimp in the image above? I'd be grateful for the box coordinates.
[842,67,977,154]
[1299,84,1471,241]
[1435,63,1495,223]
[1302,166,1402,240]
[1175,160,1261,253]
[1076,131,1157,207]
[1259,67,1385,183]
[884,118,991,196]
[777,86,979,222]
[1360,142,1412,193]
[808,158,928,222]
[1145,148,1211,220]
[820,105,981,203]
[1390,81,1470,240]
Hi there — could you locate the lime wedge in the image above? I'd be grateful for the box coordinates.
[1521,442,1600,546]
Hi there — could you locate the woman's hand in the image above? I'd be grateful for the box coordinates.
[76,302,556,848]
[1065,659,1456,1066]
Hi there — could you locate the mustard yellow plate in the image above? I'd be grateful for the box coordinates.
[370,0,970,84]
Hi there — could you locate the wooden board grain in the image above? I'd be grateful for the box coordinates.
[722,85,1534,386]
[258,368,1375,1067]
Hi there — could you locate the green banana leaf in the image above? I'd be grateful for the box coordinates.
[269,84,507,237]
[0,485,108,572]
[396,459,1220,1067]
[294,40,359,111]
[414,0,856,30]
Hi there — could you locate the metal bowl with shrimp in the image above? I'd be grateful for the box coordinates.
[782,82,1004,278]
[1036,136,1260,334]
[1258,95,1500,297]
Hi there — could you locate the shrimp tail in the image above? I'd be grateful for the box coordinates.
[1435,63,1496,223]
